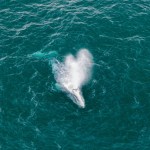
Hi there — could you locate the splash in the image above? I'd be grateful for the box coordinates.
[52,49,93,108]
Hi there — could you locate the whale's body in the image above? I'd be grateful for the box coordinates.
[29,49,92,108]
[52,59,85,108]
[52,49,93,108]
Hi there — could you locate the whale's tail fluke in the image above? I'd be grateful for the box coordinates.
[28,51,58,60]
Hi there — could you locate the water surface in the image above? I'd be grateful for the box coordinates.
[0,0,150,149]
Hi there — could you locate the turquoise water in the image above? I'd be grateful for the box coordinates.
[0,1,150,149]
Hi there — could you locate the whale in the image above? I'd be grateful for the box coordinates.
[30,49,93,108]
[52,49,93,108]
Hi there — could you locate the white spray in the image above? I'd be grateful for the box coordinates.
[52,49,93,108]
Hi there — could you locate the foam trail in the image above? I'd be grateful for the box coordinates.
[52,49,93,108]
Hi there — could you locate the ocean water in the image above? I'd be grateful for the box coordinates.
[0,0,150,149]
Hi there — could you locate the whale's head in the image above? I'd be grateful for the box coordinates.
[61,82,85,108]
[71,88,85,108]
